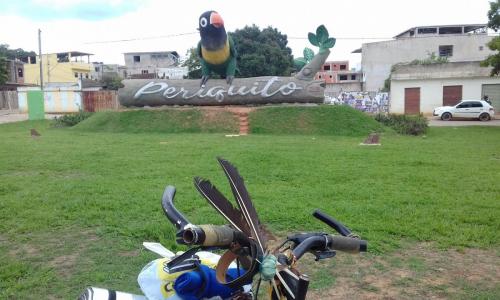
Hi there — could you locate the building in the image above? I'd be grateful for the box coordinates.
[1,59,25,90]
[354,24,494,92]
[314,61,363,97]
[91,62,127,81]
[123,51,179,78]
[156,67,188,79]
[390,61,500,115]
[24,51,93,86]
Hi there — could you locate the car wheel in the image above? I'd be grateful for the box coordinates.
[441,112,452,121]
[479,113,491,121]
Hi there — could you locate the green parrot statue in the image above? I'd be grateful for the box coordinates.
[197,11,237,87]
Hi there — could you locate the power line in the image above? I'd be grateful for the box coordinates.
[84,31,500,45]
[84,32,198,44]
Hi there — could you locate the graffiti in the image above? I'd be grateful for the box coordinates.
[326,91,389,114]
[133,77,303,102]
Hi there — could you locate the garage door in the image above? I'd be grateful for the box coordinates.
[443,85,462,106]
[405,88,420,114]
[482,84,500,114]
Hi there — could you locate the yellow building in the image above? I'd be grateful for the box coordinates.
[24,51,93,85]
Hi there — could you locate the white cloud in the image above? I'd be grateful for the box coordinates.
[0,0,490,66]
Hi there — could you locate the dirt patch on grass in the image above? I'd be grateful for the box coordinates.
[304,242,500,299]
[6,229,100,278]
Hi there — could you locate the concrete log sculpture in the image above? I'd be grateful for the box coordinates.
[118,25,335,107]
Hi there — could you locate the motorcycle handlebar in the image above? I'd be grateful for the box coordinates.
[312,209,352,237]
[291,234,367,261]
[161,186,190,230]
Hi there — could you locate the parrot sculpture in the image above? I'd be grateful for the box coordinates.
[197,11,237,87]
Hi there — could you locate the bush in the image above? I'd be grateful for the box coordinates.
[53,111,93,127]
[375,113,428,135]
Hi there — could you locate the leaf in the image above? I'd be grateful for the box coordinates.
[303,48,315,62]
[293,57,307,70]
[316,25,329,44]
[321,37,336,49]
[308,33,319,46]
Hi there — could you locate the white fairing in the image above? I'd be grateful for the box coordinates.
[78,287,147,300]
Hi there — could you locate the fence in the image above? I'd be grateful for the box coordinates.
[82,91,119,112]
[16,89,119,113]
[0,91,19,110]
[326,91,390,114]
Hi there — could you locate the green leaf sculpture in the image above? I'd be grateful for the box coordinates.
[303,48,314,62]
[308,25,336,53]
[293,47,315,71]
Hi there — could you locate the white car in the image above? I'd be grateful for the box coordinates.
[433,100,495,121]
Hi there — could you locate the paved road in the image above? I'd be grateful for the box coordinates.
[0,111,59,124]
[428,117,500,127]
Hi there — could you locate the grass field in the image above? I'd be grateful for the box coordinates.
[0,117,499,299]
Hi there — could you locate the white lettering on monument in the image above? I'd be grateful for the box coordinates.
[133,76,303,102]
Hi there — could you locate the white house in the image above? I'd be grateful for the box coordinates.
[390,61,500,115]
[354,24,494,92]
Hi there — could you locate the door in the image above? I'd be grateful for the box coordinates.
[443,85,462,106]
[404,88,420,114]
[454,101,472,117]
[482,84,500,113]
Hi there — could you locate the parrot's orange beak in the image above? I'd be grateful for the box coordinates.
[210,12,224,28]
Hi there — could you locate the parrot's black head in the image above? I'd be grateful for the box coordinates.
[198,10,227,51]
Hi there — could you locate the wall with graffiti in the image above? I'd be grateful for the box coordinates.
[325,91,390,114]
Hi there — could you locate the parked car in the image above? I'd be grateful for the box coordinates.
[433,100,495,121]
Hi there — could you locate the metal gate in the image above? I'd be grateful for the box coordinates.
[481,84,500,114]
[443,85,462,106]
[404,87,420,114]
[82,91,119,112]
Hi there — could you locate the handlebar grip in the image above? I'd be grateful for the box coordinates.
[313,209,352,237]
[329,235,367,253]
[182,225,244,247]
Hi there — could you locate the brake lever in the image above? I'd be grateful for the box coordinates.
[311,249,336,261]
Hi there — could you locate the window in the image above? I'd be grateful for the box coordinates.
[95,67,100,72]
[74,72,78,78]
[141,70,149,74]
[418,27,437,34]
[85,73,89,79]
[351,75,356,80]
[439,27,462,35]
[439,45,453,57]
[17,68,23,78]
[133,55,141,62]
[456,102,471,108]
[329,75,333,79]
[470,102,483,108]
[479,46,484,51]
[339,75,348,81]
[323,65,330,71]
[340,65,347,70]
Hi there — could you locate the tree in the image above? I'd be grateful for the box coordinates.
[230,25,294,77]
[482,0,500,75]
[0,44,36,61]
[181,47,202,79]
[0,55,8,85]
[101,75,124,90]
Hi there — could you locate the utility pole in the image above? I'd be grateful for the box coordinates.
[38,29,44,90]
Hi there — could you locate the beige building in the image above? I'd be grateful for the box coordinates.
[355,24,494,92]
[123,51,179,78]
[24,51,93,85]
[390,61,500,115]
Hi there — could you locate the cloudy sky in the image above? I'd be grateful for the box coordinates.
[0,0,492,68]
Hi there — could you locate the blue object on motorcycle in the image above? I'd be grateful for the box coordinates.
[174,265,247,300]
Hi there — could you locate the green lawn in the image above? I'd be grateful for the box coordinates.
[0,120,499,298]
